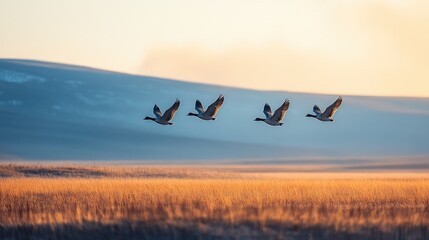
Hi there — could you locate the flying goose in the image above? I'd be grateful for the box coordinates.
[306,96,342,122]
[188,95,224,120]
[144,99,180,125]
[254,99,290,126]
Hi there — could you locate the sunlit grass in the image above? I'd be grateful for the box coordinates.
[0,164,428,239]
[1,177,428,229]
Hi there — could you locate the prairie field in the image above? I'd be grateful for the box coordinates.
[0,164,428,240]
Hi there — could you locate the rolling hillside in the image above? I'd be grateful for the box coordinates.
[1,59,428,168]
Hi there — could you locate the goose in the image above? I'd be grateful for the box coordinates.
[254,99,290,126]
[188,95,224,121]
[144,99,180,125]
[306,96,342,122]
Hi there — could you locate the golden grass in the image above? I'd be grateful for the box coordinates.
[1,177,428,230]
[0,164,429,239]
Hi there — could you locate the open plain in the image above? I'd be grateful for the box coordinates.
[0,164,428,240]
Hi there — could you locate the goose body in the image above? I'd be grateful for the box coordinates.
[306,96,342,122]
[188,95,224,121]
[254,99,290,126]
[144,99,180,125]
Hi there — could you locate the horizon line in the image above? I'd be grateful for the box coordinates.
[2,57,428,100]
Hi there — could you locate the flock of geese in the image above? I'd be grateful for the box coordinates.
[144,95,343,126]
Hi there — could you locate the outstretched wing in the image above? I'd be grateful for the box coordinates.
[204,95,224,117]
[153,105,162,119]
[263,103,272,119]
[271,99,290,122]
[161,99,180,122]
[195,100,205,114]
[313,105,322,115]
[322,96,342,118]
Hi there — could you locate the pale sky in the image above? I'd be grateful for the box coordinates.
[1,0,428,97]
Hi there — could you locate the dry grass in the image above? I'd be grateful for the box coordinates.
[0,164,428,239]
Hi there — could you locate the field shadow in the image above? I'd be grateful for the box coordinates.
[1,221,427,240]
[0,165,107,178]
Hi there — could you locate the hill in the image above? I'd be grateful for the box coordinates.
[1,59,428,169]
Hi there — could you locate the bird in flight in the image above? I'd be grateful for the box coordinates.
[188,95,225,121]
[254,99,290,126]
[144,99,180,125]
[306,96,342,122]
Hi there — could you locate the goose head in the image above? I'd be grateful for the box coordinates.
[254,118,265,121]
[305,114,316,118]
[144,116,156,121]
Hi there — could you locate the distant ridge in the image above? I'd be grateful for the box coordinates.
[4,58,428,100]
[0,59,428,168]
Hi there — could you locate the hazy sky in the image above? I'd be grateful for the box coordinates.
[1,0,428,97]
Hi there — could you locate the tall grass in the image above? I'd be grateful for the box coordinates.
[0,165,428,239]
[1,178,428,228]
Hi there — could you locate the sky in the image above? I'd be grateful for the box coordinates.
[1,0,428,97]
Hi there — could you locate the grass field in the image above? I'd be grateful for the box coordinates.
[0,164,428,240]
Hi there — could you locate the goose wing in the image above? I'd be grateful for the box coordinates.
[195,100,205,114]
[160,99,180,122]
[263,103,273,119]
[204,95,224,117]
[313,105,322,115]
[322,96,342,118]
[153,105,162,119]
[271,99,290,122]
